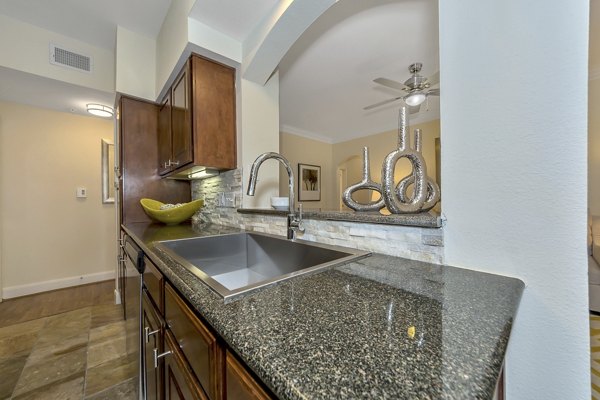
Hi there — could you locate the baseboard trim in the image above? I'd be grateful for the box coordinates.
[2,270,116,299]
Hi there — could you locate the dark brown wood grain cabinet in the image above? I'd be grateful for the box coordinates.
[158,95,173,176]
[225,351,271,400]
[165,283,224,400]
[117,95,190,224]
[164,329,209,400]
[143,290,163,400]
[137,251,272,400]
[158,54,236,178]
[171,65,193,170]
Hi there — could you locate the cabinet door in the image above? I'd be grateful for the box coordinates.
[171,64,193,170]
[165,284,223,400]
[158,95,172,175]
[143,291,163,400]
[143,256,164,314]
[225,351,272,400]
[191,55,236,170]
[164,329,209,400]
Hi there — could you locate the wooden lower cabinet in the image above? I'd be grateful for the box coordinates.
[165,284,223,400]
[142,277,271,400]
[164,329,208,400]
[142,291,162,400]
[225,351,271,400]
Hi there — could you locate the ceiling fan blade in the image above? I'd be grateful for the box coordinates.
[427,71,440,86]
[363,96,403,110]
[408,104,421,114]
[427,88,440,96]
[373,77,407,91]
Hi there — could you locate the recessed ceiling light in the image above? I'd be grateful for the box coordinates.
[86,104,114,118]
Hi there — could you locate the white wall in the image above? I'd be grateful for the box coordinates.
[187,18,242,64]
[155,0,195,97]
[591,77,600,214]
[440,1,590,399]
[0,101,116,298]
[241,73,281,208]
[0,14,114,93]
[115,26,156,101]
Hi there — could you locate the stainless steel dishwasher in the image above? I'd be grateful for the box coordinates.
[122,233,145,400]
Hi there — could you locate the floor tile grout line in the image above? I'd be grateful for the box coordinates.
[83,318,92,400]
[9,315,49,399]
[82,376,137,400]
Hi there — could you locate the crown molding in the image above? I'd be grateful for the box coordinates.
[280,124,334,144]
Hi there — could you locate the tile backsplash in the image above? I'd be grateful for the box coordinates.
[192,169,444,264]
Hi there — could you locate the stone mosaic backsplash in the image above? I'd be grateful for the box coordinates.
[191,169,444,264]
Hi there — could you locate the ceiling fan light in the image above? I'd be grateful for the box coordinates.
[405,92,427,107]
[87,103,114,118]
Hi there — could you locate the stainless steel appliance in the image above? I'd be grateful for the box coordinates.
[122,233,145,400]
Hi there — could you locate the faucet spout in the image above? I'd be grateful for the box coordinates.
[246,152,303,239]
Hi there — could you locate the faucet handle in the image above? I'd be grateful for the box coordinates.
[297,204,305,233]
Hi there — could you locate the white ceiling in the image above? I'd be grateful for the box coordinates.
[189,0,279,42]
[1,0,598,142]
[0,0,172,50]
[0,66,115,118]
[279,0,440,143]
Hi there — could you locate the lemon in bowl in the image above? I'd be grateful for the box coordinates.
[140,198,204,225]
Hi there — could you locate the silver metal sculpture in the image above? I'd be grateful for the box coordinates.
[341,106,440,214]
[342,147,385,211]
[381,107,428,213]
[396,129,440,212]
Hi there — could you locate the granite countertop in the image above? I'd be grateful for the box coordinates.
[123,222,524,400]
[237,208,442,228]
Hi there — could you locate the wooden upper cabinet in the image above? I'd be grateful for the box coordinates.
[171,64,193,169]
[190,54,236,171]
[118,96,190,223]
[158,54,236,178]
[158,95,172,175]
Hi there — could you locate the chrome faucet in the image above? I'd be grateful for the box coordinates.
[247,152,305,240]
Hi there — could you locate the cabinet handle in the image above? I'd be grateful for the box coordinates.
[170,160,180,167]
[163,161,170,169]
[153,348,172,369]
[144,326,160,343]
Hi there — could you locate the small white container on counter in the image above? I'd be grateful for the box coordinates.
[270,197,289,210]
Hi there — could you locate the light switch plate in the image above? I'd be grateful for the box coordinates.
[76,187,87,198]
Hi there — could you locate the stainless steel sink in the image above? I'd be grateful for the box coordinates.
[155,232,370,301]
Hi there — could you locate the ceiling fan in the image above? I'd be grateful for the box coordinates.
[364,62,440,113]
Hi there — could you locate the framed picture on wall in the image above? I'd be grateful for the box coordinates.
[298,163,321,201]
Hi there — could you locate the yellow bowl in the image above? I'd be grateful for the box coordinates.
[140,198,204,225]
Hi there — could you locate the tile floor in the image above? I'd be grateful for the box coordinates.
[0,283,138,400]
[592,313,600,399]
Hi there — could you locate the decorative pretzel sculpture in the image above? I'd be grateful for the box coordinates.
[342,147,385,211]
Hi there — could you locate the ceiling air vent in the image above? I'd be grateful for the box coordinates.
[49,44,92,73]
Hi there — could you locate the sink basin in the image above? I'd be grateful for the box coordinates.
[155,232,370,301]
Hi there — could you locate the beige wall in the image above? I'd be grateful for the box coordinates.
[590,77,600,215]
[0,101,116,295]
[333,119,440,209]
[279,132,334,210]
[279,120,440,211]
